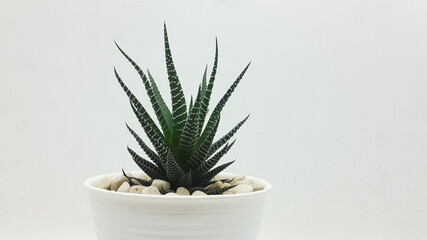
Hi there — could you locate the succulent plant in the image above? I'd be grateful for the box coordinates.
[114,24,250,194]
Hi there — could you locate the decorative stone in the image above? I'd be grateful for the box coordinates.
[141,186,161,195]
[229,184,253,194]
[151,179,171,192]
[110,176,127,191]
[192,191,207,196]
[166,192,178,195]
[222,191,234,195]
[235,180,249,185]
[129,185,145,194]
[246,179,264,191]
[207,181,224,190]
[117,182,131,193]
[93,177,112,190]
[230,175,245,185]
[176,187,190,196]
[211,176,222,181]
[132,172,152,182]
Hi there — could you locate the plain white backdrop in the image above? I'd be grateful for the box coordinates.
[1,0,426,239]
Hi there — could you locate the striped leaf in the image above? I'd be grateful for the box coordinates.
[147,70,173,137]
[125,124,164,170]
[188,115,220,169]
[115,43,172,140]
[178,86,204,164]
[189,95,194,112]
[198,39,218,135]
[207,115,249,158]
[129,102,169,163]
[198,62,251,147]
[177,169,193,188]
[115,68,169,161]
[201,65,208,99]
[177,104,200,164]
[127,147,165,180]
[196,140,236,175]
[196,160,235,183]
[165,151,185,183]
[164,23,187,147]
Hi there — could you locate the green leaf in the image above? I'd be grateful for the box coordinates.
[164,23,187,147]
[198,39,218,135]
[129,102,169,163]
[178,85,204,165]
[115,43,172,140]
[177,169,193,188]
[147,70,173,138]
[189,95,194,112]
[196,160,235,183]
[198,62,251,147]
[201,65,208,99]
[114,68,169,161]
[177,104,200,165]
[125,124,164,170]
[207,115,249,158]
[127,147,165,180]
[188,115,220,169]
[165,150,185,183]
[196,140,236,175]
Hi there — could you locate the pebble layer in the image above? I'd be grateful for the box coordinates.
[93,173,264,196]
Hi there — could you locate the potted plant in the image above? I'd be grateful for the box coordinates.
[85,24,272,240]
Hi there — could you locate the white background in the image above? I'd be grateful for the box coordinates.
[1,0,426,239]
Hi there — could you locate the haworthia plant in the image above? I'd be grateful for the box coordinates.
[114,24,250,193]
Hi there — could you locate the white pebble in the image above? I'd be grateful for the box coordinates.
[151,179,171,191]
[211,176,223,181]
[110,176,127,191]
[207,181,224,190]
[176,187,190,195]
[93,177,112,190]
[132,172,152,182]
[246,179,264,191]
[229,184,253,194]
[166,192,178,196]
[192,191,207,196]
[129,185,145,194]
[141,186,161,195]
[235,180,249,185]
[230,175,245,185]
[117,182,131,193]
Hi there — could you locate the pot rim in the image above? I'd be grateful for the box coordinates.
[84,171,272,200]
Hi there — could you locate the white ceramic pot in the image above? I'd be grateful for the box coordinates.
[85,172,271,240]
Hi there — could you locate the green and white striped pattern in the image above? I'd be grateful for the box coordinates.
[163,23,187,148]
[114,25,251,192]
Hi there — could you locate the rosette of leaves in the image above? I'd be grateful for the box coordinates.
[114,24,250,195]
